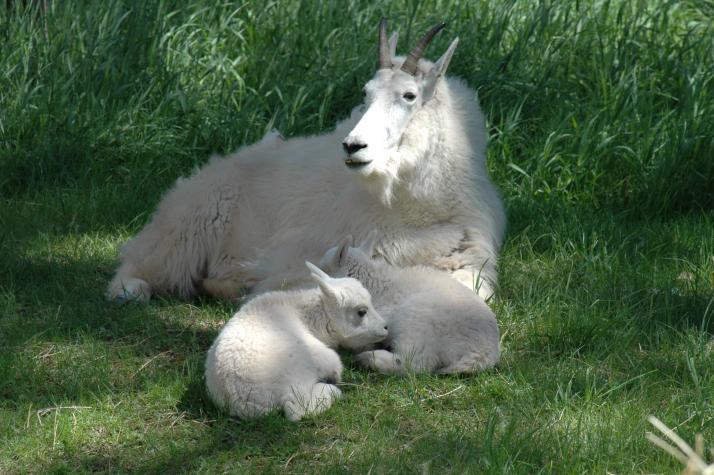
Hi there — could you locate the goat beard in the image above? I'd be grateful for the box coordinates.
[359,154,401,208]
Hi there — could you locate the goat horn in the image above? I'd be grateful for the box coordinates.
[400,22,446,76]
[378,18,391,69]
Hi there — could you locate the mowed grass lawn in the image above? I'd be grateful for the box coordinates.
[1,1,713,473]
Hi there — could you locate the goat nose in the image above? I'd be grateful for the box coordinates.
[342,141,367,155]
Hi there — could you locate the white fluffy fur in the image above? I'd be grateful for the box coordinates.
[204,262,387,421]
[319,234,500,374]
[107,34,505,303]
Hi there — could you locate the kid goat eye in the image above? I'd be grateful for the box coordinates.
[358,308,367,317]
[403,92,416,101]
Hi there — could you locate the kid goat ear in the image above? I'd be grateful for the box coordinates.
[305,261,330,281]
[305,261,338,299]
[333,235,353,268]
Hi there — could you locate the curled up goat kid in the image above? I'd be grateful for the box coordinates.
[107,18,505,304]
[205,262,387,421]
[319,233,500,375]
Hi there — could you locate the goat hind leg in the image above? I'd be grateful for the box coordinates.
[106,264,152,303]
[282,383,342,421]
[356,350,408,375]
[200,257,250,300]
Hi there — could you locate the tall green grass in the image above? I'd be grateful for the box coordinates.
[2,1,712,213]
[1,1,713,473]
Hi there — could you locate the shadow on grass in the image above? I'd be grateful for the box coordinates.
[0,241,234,408]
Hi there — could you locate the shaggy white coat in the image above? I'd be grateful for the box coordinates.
[319,235,500,374]
[107,55,506,303]
[205,263,388,421]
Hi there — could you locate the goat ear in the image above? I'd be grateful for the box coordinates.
[306,261,330,281]
[306,261,338,300]
[359,230,378,256]
[423,37,458,102]
[305,261,337,301]
[332,235,352,268]
[388,31,399,59]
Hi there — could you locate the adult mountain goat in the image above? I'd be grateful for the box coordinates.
[107,19,506,303]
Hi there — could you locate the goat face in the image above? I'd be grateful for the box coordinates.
[329,279,389,351]
[342,70,422,175]
[306,261,389,349]
[342,19,458,179]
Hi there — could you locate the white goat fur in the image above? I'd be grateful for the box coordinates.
[319,234,500,374]
[204,262,387,421]
[107,35,506,303]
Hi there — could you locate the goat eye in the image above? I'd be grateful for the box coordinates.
[362,89,367,97]
[403,92,416,101]
[357,308,367,317]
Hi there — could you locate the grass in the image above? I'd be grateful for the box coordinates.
[1,0,713,473]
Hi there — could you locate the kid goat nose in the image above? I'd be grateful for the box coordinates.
[342,141,367,155]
